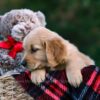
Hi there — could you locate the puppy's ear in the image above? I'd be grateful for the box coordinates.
[44,38,67,67]
[35,11,46,26]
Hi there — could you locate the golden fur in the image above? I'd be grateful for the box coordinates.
[22,27,95,87]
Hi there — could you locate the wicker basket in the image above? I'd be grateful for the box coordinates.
[0,76,34,100]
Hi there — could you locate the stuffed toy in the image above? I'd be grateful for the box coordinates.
[0,9,46,74]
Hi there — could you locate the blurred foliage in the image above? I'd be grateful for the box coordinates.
[0,0,100,65]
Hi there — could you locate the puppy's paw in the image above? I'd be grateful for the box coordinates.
[66,69,82,87]
[31,69,46,84]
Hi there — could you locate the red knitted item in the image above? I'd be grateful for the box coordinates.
[0,35,23,58]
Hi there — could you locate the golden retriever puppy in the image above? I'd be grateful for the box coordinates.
[22,27,95,87]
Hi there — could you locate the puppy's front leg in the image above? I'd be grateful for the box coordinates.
[66,54,86,87]
[31,69,46,84]
[66,67,82,87]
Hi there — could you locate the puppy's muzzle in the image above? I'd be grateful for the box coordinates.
[21,60,27,66]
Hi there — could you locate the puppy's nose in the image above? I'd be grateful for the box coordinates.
[21,60,27,66]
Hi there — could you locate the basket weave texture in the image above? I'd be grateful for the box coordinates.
[0,76,33,100]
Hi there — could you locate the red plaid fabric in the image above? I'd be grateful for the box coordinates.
[13,65,100,100]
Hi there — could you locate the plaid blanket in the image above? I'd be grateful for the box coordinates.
[13,65,100,100]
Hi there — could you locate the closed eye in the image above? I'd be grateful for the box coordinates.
[30,45,39,53]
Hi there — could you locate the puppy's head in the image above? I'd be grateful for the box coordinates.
[22,27,67,70]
